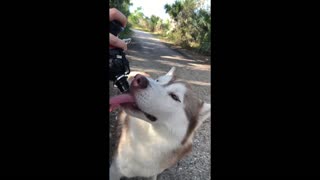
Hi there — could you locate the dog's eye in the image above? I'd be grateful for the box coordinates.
[156,79,159,82]
[169,93,181,102]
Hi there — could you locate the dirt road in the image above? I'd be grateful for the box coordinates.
[109,29,211,180]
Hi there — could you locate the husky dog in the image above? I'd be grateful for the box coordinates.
[109,67,211,180]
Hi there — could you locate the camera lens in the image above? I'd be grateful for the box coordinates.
[115,76,130,93]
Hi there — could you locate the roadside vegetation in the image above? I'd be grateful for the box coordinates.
[128,0,211,55]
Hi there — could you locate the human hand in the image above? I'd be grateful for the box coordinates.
[109,8,127,50]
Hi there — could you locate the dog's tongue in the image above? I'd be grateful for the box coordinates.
[109,94,135,112]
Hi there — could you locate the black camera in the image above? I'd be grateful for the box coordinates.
[109,48,130,93]
[108,20,130,93]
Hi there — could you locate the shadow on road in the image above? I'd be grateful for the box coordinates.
[126,30,211,92]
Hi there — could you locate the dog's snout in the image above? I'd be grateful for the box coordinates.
[132,74,148,89]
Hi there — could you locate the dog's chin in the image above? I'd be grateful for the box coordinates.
[121,102,144,117]
[121,102,141,111]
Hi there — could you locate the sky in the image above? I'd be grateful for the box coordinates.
[129,0,178,20]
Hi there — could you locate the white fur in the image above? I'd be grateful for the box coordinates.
[110,67,211,180]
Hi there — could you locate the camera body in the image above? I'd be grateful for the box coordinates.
[109,48,130,93]
[109,20,130,93]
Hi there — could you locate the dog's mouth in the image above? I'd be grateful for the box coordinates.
[109,93,157,121]
[109,93,138,111]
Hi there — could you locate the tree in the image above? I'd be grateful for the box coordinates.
[109,0,131,17]
[128,6,144,25]
[149,15,160,32]
[164,1,183,22]
[164,0,211,54]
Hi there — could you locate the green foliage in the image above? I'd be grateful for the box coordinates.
[128,0,211,55]
[164,0,211,55]
[147,15,160,32]
[128,7,148,30]
[129,8,170,33]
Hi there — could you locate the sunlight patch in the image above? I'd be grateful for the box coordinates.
[160,55,195,62]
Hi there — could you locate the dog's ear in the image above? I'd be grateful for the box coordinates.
[157,67,177,85]
[199,102,211,123]
[166,67,176,77]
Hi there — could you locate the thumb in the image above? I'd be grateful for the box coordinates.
[110,33,127,50]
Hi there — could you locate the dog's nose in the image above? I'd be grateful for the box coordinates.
[132,74,148,89]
